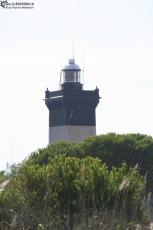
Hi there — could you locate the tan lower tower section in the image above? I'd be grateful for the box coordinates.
[49,126,96,143]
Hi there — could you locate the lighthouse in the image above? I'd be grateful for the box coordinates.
[45,59,100,143]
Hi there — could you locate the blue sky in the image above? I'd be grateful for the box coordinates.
[0,0,153,169]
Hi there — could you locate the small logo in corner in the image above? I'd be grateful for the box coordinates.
[0,0,34,9]
[0,0,8,8]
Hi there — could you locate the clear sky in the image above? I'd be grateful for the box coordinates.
[0,0,153,170]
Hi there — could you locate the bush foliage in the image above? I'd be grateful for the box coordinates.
[0,133,153,229]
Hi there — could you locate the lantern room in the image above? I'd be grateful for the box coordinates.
[62,59,81,83]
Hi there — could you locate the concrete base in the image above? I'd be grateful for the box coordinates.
[49,126,96,144]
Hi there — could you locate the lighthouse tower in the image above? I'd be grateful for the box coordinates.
[45,59,100,143]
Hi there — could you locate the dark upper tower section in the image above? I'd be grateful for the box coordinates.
[45,59,100,143]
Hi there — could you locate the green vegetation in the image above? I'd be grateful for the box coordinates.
[0,170,7,184]
[1,133,153,229]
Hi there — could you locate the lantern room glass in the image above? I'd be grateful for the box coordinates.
[63,70,80,83]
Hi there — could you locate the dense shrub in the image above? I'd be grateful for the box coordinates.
[29,133,153,191]
[0,156,145,229]
[1,133,153,229]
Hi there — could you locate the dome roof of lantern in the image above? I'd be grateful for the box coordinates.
[63,59,81,71]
